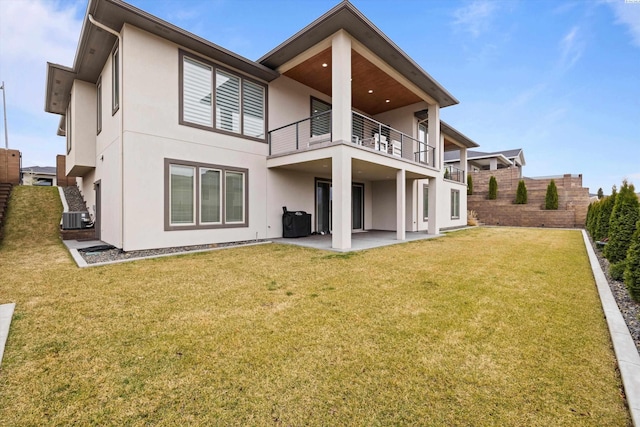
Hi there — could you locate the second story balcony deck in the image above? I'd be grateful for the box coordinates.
[268,111,437,169]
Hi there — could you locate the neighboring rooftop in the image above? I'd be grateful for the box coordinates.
[21,166,57,175]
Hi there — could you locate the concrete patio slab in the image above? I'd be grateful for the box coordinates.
[0,302,16,367]
[274,230,442,252]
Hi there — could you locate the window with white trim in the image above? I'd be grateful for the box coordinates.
[165,159,248,230]
[423,185,429,220]
[451,189,460,219]
[180,51,266,140]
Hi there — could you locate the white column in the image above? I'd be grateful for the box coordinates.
[427,104,440,169]
[396,169,406,240]
[460,148,467,183]
[332,148,352,250]
[331,31,352,143]
[490,158,498,170]
[427,177,439,235]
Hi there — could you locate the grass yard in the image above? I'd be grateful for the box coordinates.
[0,186,631,425]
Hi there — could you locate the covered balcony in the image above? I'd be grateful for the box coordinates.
[268,111,436,168]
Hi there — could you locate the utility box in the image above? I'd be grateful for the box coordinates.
[62,212,91,230]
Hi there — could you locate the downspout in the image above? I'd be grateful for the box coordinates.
[88,15,124,248]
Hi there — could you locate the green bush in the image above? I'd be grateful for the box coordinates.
[604,180,639,264]
[624,220,640,301]
[488,176,497,200]
[595,187,617,241]
[467,174,473,196]
[545,180,558,210]
[515,180,527,204]
[597,188,604,199]
[444,168,450,180]
[609,261,627,281]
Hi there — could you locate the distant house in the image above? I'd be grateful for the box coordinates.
[21,166,57,186]
[45,0,480,251]
[445,149,525,173]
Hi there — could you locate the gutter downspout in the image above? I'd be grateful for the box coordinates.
[87,15,124,248]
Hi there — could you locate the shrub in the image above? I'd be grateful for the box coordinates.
[515,180,527,204]
[444,169,450,180]
[488,176,497,200]
[545,180,558,210]
[595,187,617,241]
[609,261,627,281]
[467,174,473,196]
[597,188,604,199]
[467,210,479,226]
[624,220,640,301]
[604,180,639,264]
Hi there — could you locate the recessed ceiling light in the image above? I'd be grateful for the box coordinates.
[385,99,390,103]
[368,89,374,94]
[322,63,328,67]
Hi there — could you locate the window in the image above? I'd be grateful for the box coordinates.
[310,97,331,136]
[170,165,195,225]
[179,51,266,140]
[112,45,119,114]
[451,189,460,219]
[423,185,429,220]
[96,77,102,134]
[66,103,72,154]
[165,159,248,230]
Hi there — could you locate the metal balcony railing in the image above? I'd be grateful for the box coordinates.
[444,164,465,183]
[268,110,436,168]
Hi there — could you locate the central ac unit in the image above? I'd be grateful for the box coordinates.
[62,212,91,230]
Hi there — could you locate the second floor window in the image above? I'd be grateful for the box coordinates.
[180,52,266,141]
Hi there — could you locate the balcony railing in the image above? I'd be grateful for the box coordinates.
[444,164,465,183]
[268,110,436,168]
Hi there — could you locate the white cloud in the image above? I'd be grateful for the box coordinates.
[452,0,498,38]
[605,0,640,47]
[0,0,83,116]
[558,26,585,71]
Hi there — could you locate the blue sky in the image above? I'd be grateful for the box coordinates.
[0,0,638,194]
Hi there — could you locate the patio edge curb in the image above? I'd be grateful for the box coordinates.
[582,230,640,426]
[0,302,16,367]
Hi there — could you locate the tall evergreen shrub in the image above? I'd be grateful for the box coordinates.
[515,180,527,204]
[604,180,639,264]
[595,187,617,241]
[624,220,640,301]
[488,176,497,200]
[467,174,473,196]
[597,188,604,199]
[545,180,558,210]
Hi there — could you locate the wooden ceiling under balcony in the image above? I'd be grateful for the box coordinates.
[283,48,422,116]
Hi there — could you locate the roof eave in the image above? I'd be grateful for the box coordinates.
[441,121,480,149]
[259,1,459,108]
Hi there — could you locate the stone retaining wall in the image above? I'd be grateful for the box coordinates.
[468,169,590,228]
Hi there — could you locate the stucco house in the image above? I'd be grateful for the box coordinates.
[45,0,479,251]
[445,148,525,173]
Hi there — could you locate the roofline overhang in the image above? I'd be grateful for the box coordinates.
[441,121,480,149]
[45,0,279,116]
[259,1,459,108]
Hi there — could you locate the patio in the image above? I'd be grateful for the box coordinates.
[275,230,442,252]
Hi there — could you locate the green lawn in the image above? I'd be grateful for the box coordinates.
[0,187,630,425]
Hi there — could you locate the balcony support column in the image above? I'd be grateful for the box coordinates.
[332,147,352,250]
[427,104,440,169]
[331,31,352,143]
[460,148,467,183]
[427,177,439,235]
[396,168,406,241]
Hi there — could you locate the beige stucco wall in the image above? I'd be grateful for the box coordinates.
[268,75,332,131]
[66,80,96,175]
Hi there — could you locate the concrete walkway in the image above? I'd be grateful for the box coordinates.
[582,230,640,426]
[0,303,16,367]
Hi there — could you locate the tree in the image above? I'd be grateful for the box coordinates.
[488,176,497,200]
[604,180,639,264]
[624,220,640,302]
[597,187,604,199]
[467,174,473,196]
[545,180,558,210]
[515,180,527,204]
[595,186,617,241]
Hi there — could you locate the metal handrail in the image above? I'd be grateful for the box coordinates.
[444,164,465,183]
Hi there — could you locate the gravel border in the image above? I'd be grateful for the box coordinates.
[587,235,640,356]
[78,240,270,264]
